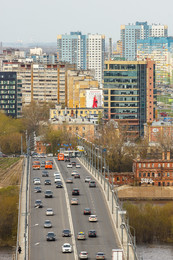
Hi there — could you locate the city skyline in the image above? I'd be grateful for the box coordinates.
[1,0,173,43]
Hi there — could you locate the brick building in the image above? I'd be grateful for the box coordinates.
[133,151,173,186]
[108,172,134,186]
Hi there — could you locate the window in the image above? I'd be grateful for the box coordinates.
[167,172,170,177]
[152,163,154,168]
[143,163,146,167]
[139,172,141,177]
[167,163,170,167]
[158,172,161,177]
[143,173,146,177]
[148,164,150,168]
[139,163,141,168]
[76,127,78,130]
[117,177,120,181]
[148,173,150,177]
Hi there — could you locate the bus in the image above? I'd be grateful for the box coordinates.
[32,161,40,170]
[45,161,53,169]
[58,153,64,161]
[64,150,81,158]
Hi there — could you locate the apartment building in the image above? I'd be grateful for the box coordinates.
[137,37,173,87]
[120,22,168,60]
[103,60,156,138]
[57,32,105,84]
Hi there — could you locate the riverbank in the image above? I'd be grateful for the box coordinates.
[116,185,173,200]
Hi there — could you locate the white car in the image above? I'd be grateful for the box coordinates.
[46,208,54,216]
[85,176,91,183]
[62,243,72,253]
[89,215,98,222]
[54,177,61,183]
[67,163,72,168]
[34,178,41,185]
[79,251,88,259]
[54,172,60,177]
[71,170,78,176]
[76,163,81,168]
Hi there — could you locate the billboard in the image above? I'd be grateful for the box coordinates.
[86,89,103,108]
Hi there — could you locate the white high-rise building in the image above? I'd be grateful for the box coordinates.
[87,34,105,85]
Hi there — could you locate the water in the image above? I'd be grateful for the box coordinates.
[137,243,173,260]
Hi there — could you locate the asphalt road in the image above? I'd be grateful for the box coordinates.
[29,157,119,260]
[29,157,75,260]
[56,158,119,260]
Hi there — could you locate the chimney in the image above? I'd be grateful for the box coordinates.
[162,151,165,160]
[167,151,170,161]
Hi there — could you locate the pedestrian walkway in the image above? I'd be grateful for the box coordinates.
[17,159,27,260]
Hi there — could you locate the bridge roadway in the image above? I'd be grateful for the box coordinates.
[29,157,119,260]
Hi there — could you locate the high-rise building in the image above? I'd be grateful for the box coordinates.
[57,32,105,84]
[103,60,156,138]
[120,22,168,61]
[137,37,173,87]
[0,72,22,117]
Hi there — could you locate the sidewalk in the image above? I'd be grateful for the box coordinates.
[17,158,27,260]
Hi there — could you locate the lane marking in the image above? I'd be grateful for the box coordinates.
[53,158,78,260]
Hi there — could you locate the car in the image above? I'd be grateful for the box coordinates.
[34,186,42,193]
[71,198,79,205]
[56,181,63,188]
[77,232,86,240]
[79,251,88,259]
[89,215,98,222]
[76,163,81,168]
[41,161,46,167]
[72,188,80,195]
[66,178,73,183]
[34,199,43,208]
[65,157,70,162]
[67,163,72,168]
[71,170,78,176]
[89,180,96,187]
[54,171,61,176]
[44,220,52,228]
[46,232,56,241]
[45,190,53,198]
[88,230,97,237]
[44,179,51,185]
[96,252,105,259]
[71,161,76,166]
[62,243,72,253]
[62,229,71,237]
[74,173,80,178]
[46,208,54,216]
[83,208,91,215]
[85,176,91,183]
[54,177,61,183]
[42,170,49,177]
[33,178,41,185]
[47,153,53,157]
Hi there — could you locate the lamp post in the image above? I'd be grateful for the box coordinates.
[127,225,136,260]
[107,164,110,201]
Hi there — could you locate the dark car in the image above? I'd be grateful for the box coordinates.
[88,230,97,237]
[44,179,51,185]
[71,161,76,166]
[34,186,42,193]
[46,232,56,241]
[62,229,71,237]
[65,157,70,162]
[41,161,46,167]
[83,208,91,215]
[74,173,80,179]
[45,190,53,198]
[72,188,80,195]
[42,170,49,177]
[34,199,43,208]
[56,181,63,188]
[89,180,96,188]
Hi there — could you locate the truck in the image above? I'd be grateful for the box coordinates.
[112,249,123,260]
[32,161,40,170]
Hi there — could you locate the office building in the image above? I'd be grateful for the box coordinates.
[103,60,156,138]
[57,32,105,84]
[120,22,168,60]
[137,37,173,87]
[0,72,22,117]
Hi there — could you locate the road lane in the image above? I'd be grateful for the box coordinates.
[56,158,119,260]
[29,157,75,260]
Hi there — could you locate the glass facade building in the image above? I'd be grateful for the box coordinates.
[137,37,173,87]
[0,72,22,117]
[104,61,156,138]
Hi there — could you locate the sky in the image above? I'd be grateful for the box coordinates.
[1,0,173,44]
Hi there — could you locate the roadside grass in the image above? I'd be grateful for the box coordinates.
[0,158,20,171]
[0,186,19,247]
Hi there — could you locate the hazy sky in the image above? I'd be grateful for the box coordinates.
[1,0,173,44]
